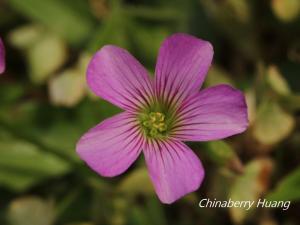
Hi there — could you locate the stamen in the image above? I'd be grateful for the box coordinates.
[140,111,168,138]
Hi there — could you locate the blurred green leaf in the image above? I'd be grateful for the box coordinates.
[77,53,92,75]
[0,131,71,191]
[124,5,182,22]
[88,4,129,52]
[203,141,243,173]
[27,34,68,84]
[48,52,91,107]
[0,83,25,105]
[9,24,68,84]
[142,198,167,225]
[200,0,257,59]
[129,24,169,67]
[129,198,167,225]
[130,207,150,225]
[227,0,251,23]
[207,169,235,201]
[8,24,43,49]
[109,197,127,225]
[253,100,295,145]
[7,196,55,225]
[271,0,300,22]
[267,65,291,96]
[280,94,300,112]
[205,66,235,87]
[267,166,300,202]
[64,223,94,225]
[0,100,39,129]
[205,141,235,165]
[76,99,122,129]
[229,158,273,224]
[8,0,94,45]
[119,167,154,197]
[245,88,256,124]
[48,69,85,107]
[37,122,82,163]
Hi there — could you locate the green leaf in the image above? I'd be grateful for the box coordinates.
[207,169,235,201]
[267,167,300,202]
[129,198,167,225]
[203,141,243,172]
[0,83,25,105]
[267,65,291,96]
[229,158,273,224]
[8,24,68,84]
[27,34,68,84]
[118,167,154,197]
[280,94,300,112]
[227,0,251,23]
[201,0,258,59]
[64,223,94,225]
[245,88,256,124]
[253,100,295,145]
[7,196,55,225]
[48,68,85,107]
[271,0,300,22]
[130,207,151,225]
[205,141,234,164]
[48,53,91,107]
[8,0,94,45]
[129,24,169,67]
[0,131,71,191]
[8,24,44,49]
[88,7,129,52]
[205,66,235,87]
[77,53,92,75]
[36,122,83,163]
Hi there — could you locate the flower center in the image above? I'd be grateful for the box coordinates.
[140,112,168,138]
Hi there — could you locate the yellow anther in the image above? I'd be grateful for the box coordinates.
[149,112,156,117]
[143,121,151,127]
[158,123,167,132]
[157,112,165,122]
[150,128,158,137]
[156,112,161,116]
[153,123,160,129]
[140,111,168,137]
[150,117,156,123]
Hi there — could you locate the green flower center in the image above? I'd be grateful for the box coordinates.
[140,112,168,138]
[138,98,179,139]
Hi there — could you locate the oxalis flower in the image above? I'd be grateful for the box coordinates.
[76,33,248,204]
[0,37,5,74]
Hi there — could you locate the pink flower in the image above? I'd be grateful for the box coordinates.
[0,37,5,74]
[76,33,248,204]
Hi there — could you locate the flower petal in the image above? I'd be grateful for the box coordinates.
[0,37,5,74]
[87,45,154,111]
[76,112,145,177]
[155,33,213,106]
[143,139,204,204]
[173,84,248,141]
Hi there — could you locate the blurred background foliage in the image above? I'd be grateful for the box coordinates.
[0,0,300,224]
